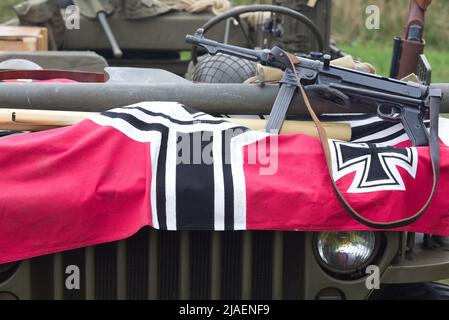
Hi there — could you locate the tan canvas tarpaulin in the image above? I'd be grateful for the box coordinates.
[76,0,231,19]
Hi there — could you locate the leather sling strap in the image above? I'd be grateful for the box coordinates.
[415,0,432,11]
[285,54,441,229]
[0,70,105,83]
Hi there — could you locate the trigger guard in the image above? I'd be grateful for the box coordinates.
[377,104,402,120]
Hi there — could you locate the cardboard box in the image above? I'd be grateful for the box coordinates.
[0,26,48,51]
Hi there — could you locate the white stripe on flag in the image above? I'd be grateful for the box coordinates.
[213,131,225,230]
[230,130,270,230]
[165,129,177,230]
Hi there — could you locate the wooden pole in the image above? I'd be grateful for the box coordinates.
[0,108,352,141]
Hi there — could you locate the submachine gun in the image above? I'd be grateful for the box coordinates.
[187,28,443,229]
[186,28,441,147]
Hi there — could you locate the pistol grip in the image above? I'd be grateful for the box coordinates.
[401,106,428,146]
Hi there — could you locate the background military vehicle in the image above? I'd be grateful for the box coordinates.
[0,0,449,300]
[1,0,330,75]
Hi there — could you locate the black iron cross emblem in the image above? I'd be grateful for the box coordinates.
[329,140,418,193]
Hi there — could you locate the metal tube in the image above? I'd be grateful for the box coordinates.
[97,12,123,59]
[0,83,448,113]
[0,83,372,114]
[430,83,449,110]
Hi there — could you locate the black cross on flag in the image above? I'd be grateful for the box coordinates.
[330,140,418,193]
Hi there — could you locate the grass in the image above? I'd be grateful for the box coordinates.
[338,42,449,82]
[329,0,449,82]
[331,0,449,51]
[0,0,22,23]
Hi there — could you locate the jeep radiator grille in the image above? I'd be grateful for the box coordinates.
[15,228,306,300]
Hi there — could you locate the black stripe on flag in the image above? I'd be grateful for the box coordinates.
[175,132,215,229]
[351,121,397,141]
[355,122,430,144]
[222,130,234,230]
[127,107,230,126]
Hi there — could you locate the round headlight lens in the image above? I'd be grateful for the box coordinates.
[316,231,377,273]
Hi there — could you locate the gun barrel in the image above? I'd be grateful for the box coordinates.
[185,34,266,63]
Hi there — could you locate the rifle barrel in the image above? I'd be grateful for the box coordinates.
[185,34,266,63]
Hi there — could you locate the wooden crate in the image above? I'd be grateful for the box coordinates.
[0,26,48,51]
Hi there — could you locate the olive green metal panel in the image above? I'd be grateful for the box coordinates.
[62,12,247,52]
[0,51,107,72]
[382,234,449,284]
[280,0,332,52]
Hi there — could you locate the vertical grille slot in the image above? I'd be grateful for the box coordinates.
[117,240,127,299]
[94,242,117,299]
[158,231,180,299]
[179,231,190,299]
[241,231,252,299]
[272,232,283,300]
[53,253,63,299]
[30,255,54,299]
[189,231,212,299]
[251,232,274,300]
[85,247,95,300]
[126,228,149,299]
[148,228,158,299]
[210,232,221,300]
[282,232,305,299]
[221,232,243,299]
[62,248,86,300]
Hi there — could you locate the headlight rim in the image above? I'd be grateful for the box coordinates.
[0,261,21,284]
[313,231,381,276]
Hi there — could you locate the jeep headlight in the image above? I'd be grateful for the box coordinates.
[315,231,378,274]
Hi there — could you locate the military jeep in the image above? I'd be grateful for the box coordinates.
[0,0,449,300]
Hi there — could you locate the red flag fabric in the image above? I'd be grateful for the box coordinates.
[0,101,448,264]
